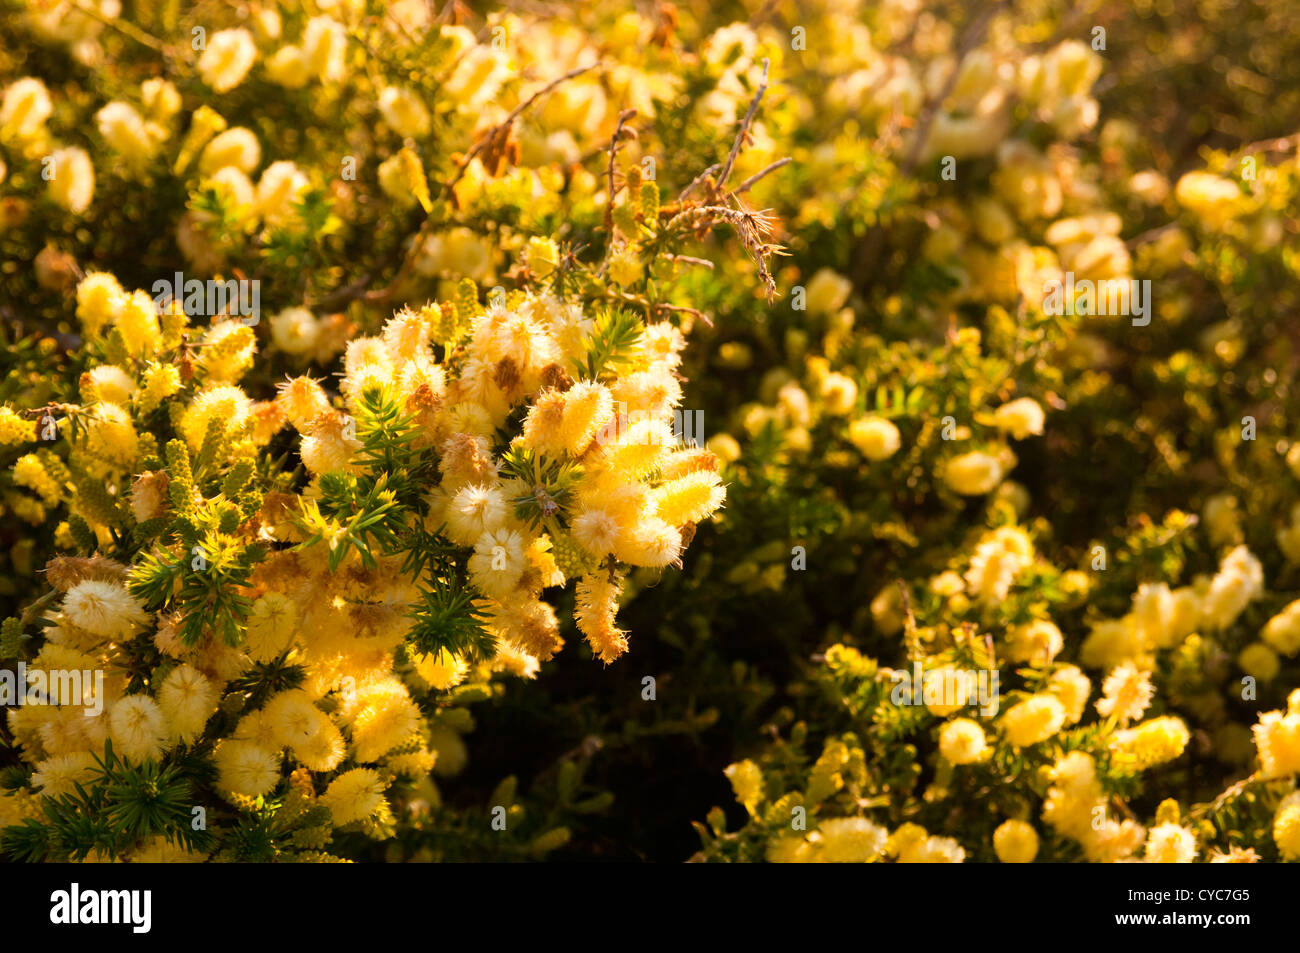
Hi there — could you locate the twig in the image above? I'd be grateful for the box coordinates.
[711,58,770,202]
[362,64,600,309]
[664,254,714,270]
[1187,774,1261,822]
[604,109,638,231]
[678,163,721,202]
[901,0,1009,175]
[1125,221,1180,251]
[452,62,601,193]
[72,0,167,52]
[605,290,710,326]
[1239,133,1300,158]
[309,272,373,312]
[734,156,792,195]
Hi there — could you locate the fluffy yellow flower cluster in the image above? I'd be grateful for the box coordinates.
[2,555,430,840]
[1080,545,1264,671]
[288,295,726,665]
[760,813,967,864]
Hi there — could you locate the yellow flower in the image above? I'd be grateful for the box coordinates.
[301,16,347,83]
[13,454,61,505]
[199,126,261,176]
[570,507,619,558]
[848,416,900,461]
[116,289,162,356]
[1175,171,1243,229]
[1261,600,1300,656]
[468,528,528,598]
[575,571,628,663]
[140,363,182,413]
[295,719,346,772]
[1096,662,1154,724]
[943,450,1005,496]
[1007,619,1063,665]
[81,365,136,406]
[817,817,888,862]
[607,246,643,286]
[270,308,322,359]
[414,649,469,691]
[819,373,858,416]
[1048,665,1091,724]
[1253,708,1300,779]
[180,385,253,451]
[0,77,52,140]
[140,78,181,124]
[1001,695,1066,748]
[200,320,257,382]
[992,397,1045,440]
[1123,716,1190,769]
[724,759,763,814]
[899,834,965,863]
[95,101,158,162]
[939,718,987,765]
[652,470,726,527]
[129,835,208,863]
[32,752,97,798]
[348,683,421,762]
[1273,792,1300,861]
[244,593,297,662]
[265,690,330,751]
[0,406,36,445]
[197,28,258,93]
[965,526,1033,604]
[275,375,331,431]
[993,819,1039,863]
[766,834,816,863]
[1201,545,1264,631]
[803,269,852,315]
[1238,642,1279,682]
[109,695,168,764]
[63,579,148,639]
[604,418,673,479]
[1080,615,1146,671]
[525,237,559,279]
[47,147,95,214]
[266,46,310,89]
[559,381,614,456]
[320,768,387,826]
[1144,822,1198,863]
[214,739,280,797]
[378,86,431,138]
[256,160,310,227]
[157,664,218,744]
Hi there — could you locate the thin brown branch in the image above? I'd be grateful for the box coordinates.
[72,0,167,52]
[361,64,600,309]
[664,254,714,270]
[604,109,638,231]
[901,0,1009,175]
[678,163,721,202]
[734,156,792,195]
[711,58,770,201]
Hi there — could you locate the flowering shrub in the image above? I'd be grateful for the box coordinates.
[0,0,745,861]
[676,0,1300,862]
[2,0,1300,863]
